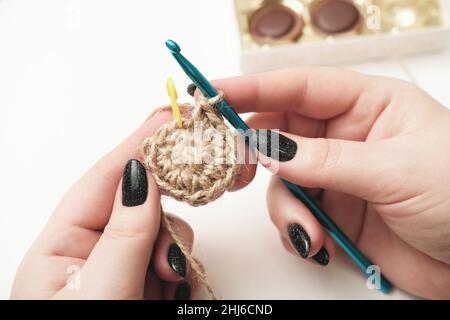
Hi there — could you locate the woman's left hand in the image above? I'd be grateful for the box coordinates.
[11,109,256,300]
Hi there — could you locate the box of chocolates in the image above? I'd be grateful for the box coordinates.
[235,0,450,73]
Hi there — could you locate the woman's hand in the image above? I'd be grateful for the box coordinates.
[214,67,450,299]
[10,111,221,300]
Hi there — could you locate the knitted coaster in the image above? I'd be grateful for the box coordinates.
[142,94,241,207]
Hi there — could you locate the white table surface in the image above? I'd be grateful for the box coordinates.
[1,0,449,299]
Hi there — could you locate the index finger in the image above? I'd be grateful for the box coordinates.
[212,67,391,120]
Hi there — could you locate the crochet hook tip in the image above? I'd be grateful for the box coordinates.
[166,39,181,54]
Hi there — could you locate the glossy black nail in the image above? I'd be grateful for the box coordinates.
[168,243,187,277]
[312,247,329,266]
[287,223,311,258]
[187,83,197,97]
[122,159,148,207]
[255,129,297,162]
[174,282,191,300]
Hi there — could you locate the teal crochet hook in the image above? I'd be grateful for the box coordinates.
[165,39,392,294]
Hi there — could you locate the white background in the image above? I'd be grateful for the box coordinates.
[1,0,450,299]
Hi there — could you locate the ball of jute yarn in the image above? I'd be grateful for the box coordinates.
[142,96,241,207]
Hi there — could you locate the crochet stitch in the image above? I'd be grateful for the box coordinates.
[142,94,241,207]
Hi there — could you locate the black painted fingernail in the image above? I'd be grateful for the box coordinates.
[187,83,197,97]
[256,129,297,162]
[312,247,329,266]
[168,243,187,277]
[287,224,311,258]
[122,159,148,207]
[174,282,191,300]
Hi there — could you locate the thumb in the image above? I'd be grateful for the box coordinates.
[256,130,384,201]
[64,159,161,299]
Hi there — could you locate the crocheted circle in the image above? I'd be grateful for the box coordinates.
[142,97,241,207]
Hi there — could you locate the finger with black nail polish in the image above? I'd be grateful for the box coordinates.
[153,215,194,282]
[187,83,197,97]
[256,129,297,162]
[174,282,191,300]
[287,223,311,258]
[168,243,187,277]
[312,246,330,266]
[122,159,148,207]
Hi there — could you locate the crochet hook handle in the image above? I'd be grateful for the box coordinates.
[165,39,392,294]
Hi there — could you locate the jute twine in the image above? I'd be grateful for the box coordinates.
[142,93,241,299]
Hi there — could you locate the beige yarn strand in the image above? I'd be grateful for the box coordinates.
[143,93,240,300]
[161,209,218,300]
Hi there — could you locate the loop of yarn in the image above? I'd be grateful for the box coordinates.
[142,93,241,207]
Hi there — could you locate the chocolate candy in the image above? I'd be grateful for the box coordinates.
[311,0,361,34]
[249,4,304,44]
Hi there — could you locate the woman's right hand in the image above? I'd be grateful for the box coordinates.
[215,67,450,299]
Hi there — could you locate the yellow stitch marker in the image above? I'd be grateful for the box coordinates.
[166,77,183,128]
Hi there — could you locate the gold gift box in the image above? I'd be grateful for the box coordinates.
[235,0,449,72]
